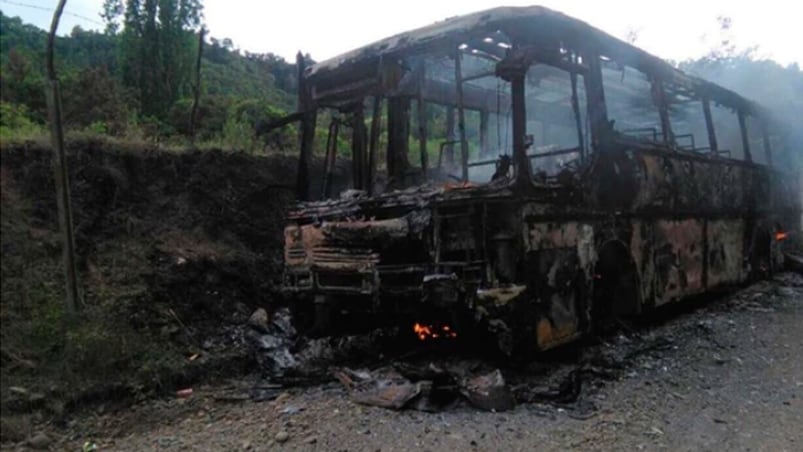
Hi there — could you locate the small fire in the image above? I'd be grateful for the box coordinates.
[776,231,788,241]
[413,322,457,341]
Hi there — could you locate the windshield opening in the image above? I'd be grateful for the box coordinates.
[524,62,588,183]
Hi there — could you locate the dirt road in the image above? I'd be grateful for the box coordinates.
[11,273,803,451]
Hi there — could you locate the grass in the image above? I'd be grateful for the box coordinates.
[0,137,249,428]
[0,168,184,406]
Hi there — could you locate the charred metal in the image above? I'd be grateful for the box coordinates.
[280,6,801,356]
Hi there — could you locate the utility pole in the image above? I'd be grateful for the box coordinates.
[45,0,80,315]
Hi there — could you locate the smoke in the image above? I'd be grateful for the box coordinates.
[680,58,803,171]
[680,57,803,233]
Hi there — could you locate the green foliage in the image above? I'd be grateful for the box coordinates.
[167,95,228,138]
[0,102,36,130]
[107,0,204,120]
[0,10,300,146]
[219,113,260,153]
[0,102,45,140]
[61,66,133,134]
[0,49,47,122]
[201,49,296,110]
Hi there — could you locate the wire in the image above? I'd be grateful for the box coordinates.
[0,0,104,26]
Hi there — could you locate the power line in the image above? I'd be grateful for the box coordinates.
[0,0,104,26]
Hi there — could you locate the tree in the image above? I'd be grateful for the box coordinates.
[61,66,132,134]
[0,49,47,122]
[102,0,204,120]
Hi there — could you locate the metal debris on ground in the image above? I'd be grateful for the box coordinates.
[247,308,396,384]
[244,307,299,377]
[332,365,515,412]
[333,367,421,410]
[460,369,516,412]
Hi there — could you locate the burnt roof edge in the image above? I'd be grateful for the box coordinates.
[305,5,765,116]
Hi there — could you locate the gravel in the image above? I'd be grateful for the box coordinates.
[10,273,802,451]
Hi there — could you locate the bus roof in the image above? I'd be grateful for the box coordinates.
[305,5,765,117]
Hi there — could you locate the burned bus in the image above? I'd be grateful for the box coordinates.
[280,6,801,355]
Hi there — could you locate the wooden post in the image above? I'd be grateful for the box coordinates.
[189,27,205,145]
[296,52,317,200]
[46,0,79,315]
[702,97,718,154]
[454,51,469,182]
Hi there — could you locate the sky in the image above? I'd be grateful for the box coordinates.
[1,0,801,66]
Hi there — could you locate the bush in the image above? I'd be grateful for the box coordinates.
[61,66,133,135]
[167,95,231,140]
[218,113,260,153]
[0,102,45,140]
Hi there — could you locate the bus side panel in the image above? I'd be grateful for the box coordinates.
[523,221,595,350]
[653,218,705,306]
[709,162,746,213]
[629,220,656,308]
[707,219,745,287]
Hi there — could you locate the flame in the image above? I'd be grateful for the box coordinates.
[776,231,788,241]
[413,322,457,341]
[413,323,431,340]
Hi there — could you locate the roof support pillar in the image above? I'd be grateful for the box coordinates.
[367,96,382,196]
[455,50,470,182]
[702,97,718,154]
[387,96,411,183]
[738,110,752,162]
[351,103,367,190]
[510,72,531,184]
[296,52,316,201]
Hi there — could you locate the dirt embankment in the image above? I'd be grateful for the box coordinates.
[0,138,307,438]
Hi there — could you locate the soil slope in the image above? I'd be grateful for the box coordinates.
[1,138,298,434]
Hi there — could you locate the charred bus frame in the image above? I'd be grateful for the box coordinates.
[280,6,801,355]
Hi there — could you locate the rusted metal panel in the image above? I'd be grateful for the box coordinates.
[653,219,705,305]
[523,221,594,350]
[525,222,594,263]
[707,219,745,287]
[604,151,751,214]
[625,221,654,305]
